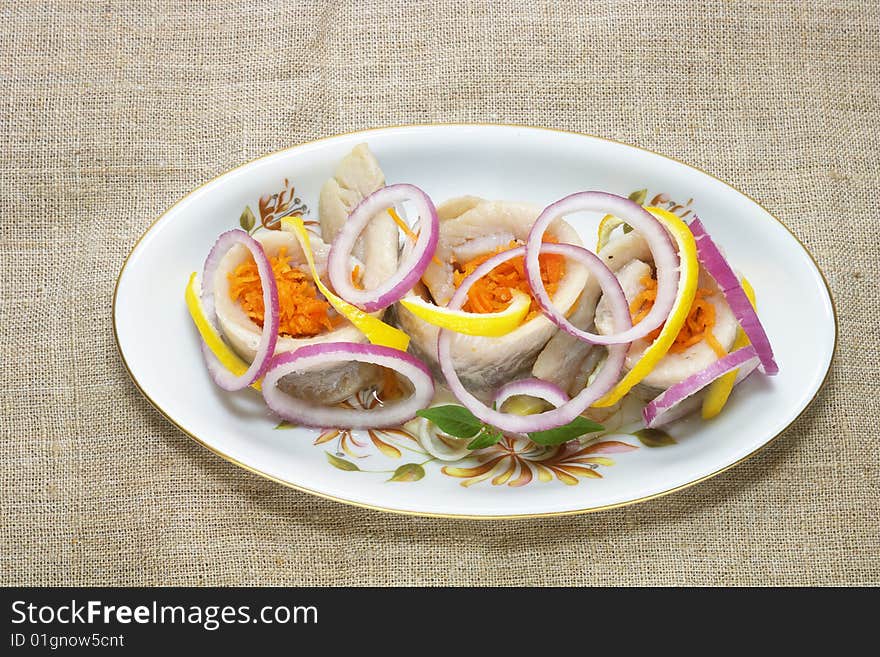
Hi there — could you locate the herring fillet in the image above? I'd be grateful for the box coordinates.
[318,143,398,291]
[212,230,377,403]
[593,256,738,389]
[531,230,653,395]
[397,198,588,397]
[211,144,400,404]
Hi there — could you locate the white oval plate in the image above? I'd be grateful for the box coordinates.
[114,125,835,518]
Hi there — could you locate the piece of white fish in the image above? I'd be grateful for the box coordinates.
[213,145,400,403]
[318,143,398,291]
[593,255,738,390]
[532,230,652,395]
[212,231,379,403]
[397,198,588,397]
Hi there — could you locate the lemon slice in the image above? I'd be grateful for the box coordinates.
[399,290,531,337]
[500,395,553,415]
[592,206,700,407]
[701,277,757,419]
[184,272,261,391]
[281,216,410,352]
[597,189,648,251]
[596,214,626,252]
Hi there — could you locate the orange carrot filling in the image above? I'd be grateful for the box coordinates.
[452,238,566,320]
[387,207,419,243]
[228,246,335,337]
[351,265,364,290]
[387,207,443,267]
[630,274,727,357]
[378,366,404,402]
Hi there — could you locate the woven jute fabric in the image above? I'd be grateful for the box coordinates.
[1,0,877,586]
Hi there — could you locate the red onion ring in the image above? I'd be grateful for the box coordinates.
[438,244,630,433]
[328,183,439,312]
[525,191,679,345]
[690,218,778,375]
[200,229,278,390]
[493,378,570,409]
[261,342,435,429]
[642,345,760,428]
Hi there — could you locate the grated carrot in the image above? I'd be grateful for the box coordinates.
[351,264,364,290]
[387,207,443,267]
[228,246,334,337]
[452,237,565,320]
[630,274,727,357]
[378,366,404,402]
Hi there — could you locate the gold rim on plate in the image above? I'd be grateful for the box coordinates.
[112,123,838,520]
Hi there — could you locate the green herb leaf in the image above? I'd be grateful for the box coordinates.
[239,205,256,232]
[633,428,676,447]
[325,452,360,471]
[527,416,605,446]
[416,405,483,439]
[466,428,504,450]
[620,189,648,233]
[388,463,425,482]
[274,421,298,430]
[628,188,648,205]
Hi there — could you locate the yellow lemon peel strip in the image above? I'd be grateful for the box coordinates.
[501,395,552,416]
[399,290,531,337]
[184,271,261,391]
[592,206,699,408]
[701,277,757,419]
[281,216,410,352]
[596,214,626,252]
[597,189,648,251]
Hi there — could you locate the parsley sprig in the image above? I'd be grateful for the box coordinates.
[416,405,604,450]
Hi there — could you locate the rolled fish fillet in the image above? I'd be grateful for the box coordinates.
[592,236,738,390]
[213,144,399,404]
[532,230,652,395]
[397,197,589,396]
[318,143,398,292]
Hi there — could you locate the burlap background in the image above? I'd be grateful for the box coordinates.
[1,0,877,586]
